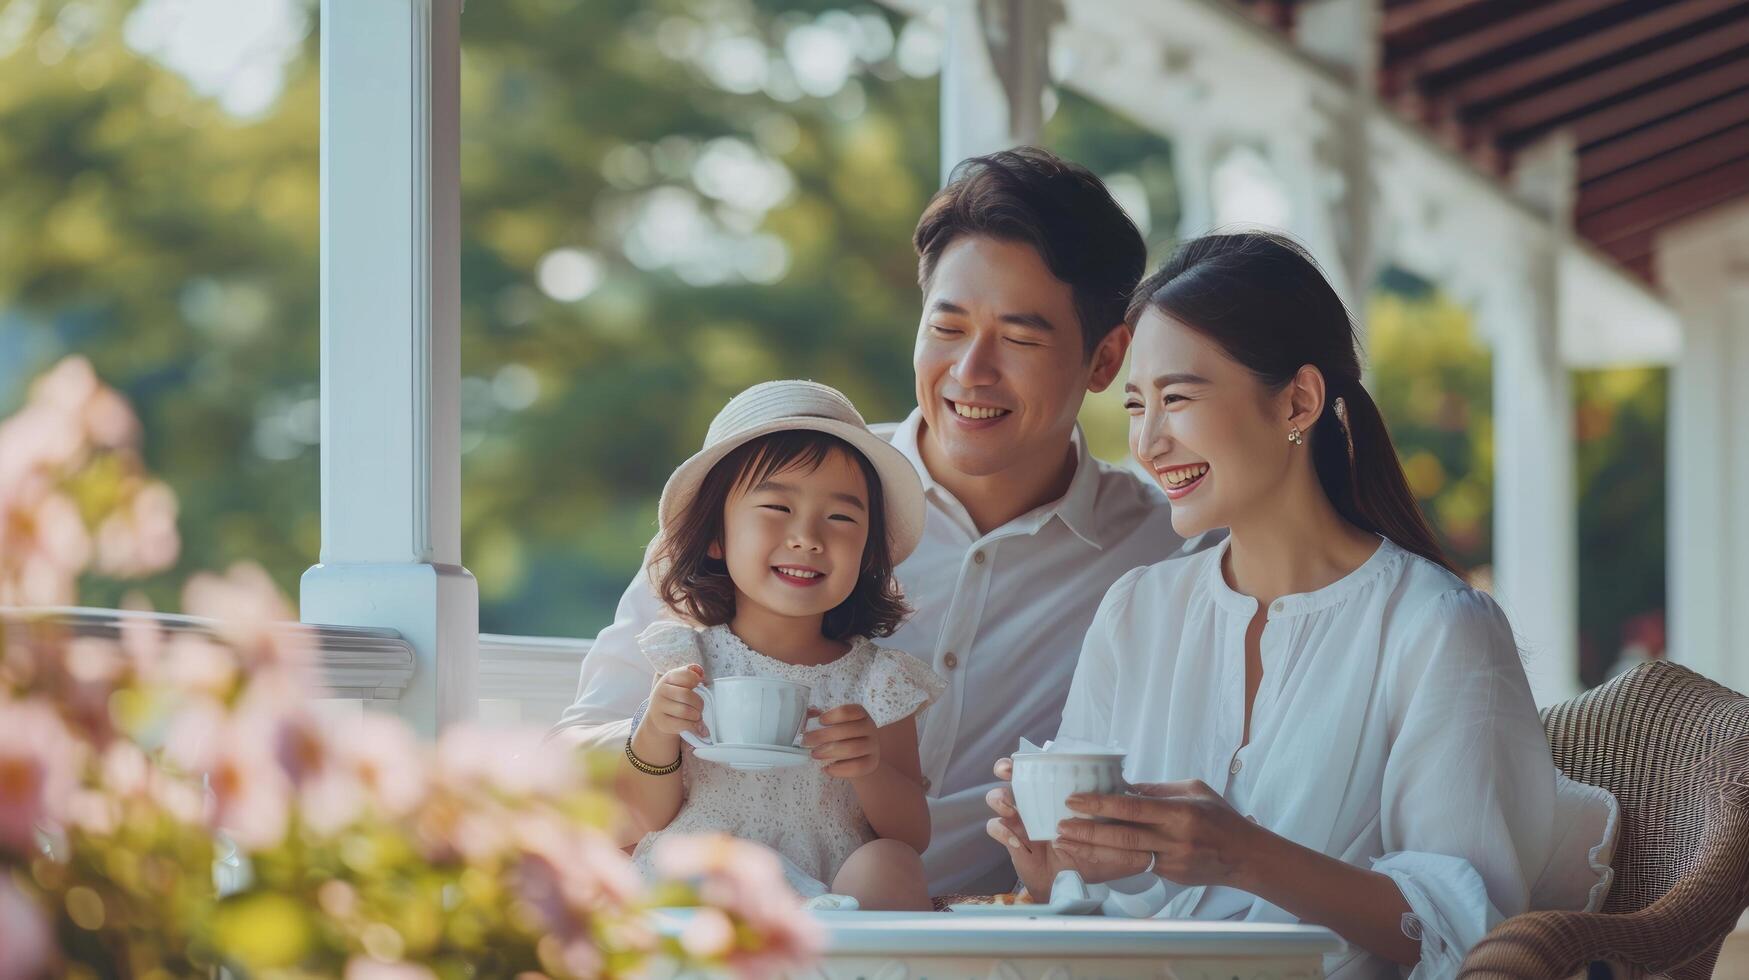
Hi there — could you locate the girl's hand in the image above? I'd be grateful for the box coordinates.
[802,704,880,779]
[642,664,706,738]
[1053,780,1259,888]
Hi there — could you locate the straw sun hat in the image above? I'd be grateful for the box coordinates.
[657,380,927,564]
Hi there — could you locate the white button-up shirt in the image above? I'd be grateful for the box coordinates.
[553,409,1191,894]
[1059,536,1617,978]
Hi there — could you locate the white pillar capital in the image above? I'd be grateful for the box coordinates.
[304,0,476,735]
[939,0,1060,181]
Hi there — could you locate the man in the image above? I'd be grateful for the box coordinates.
[553,147,1195,895]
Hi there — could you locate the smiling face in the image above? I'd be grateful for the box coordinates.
[715,447,873,624]
[913,236,1127,479]
[1124,307,1297,539]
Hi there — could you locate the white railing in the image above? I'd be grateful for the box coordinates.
[9,607,415,699]
[477,632,590,728]
[8,607,594,730]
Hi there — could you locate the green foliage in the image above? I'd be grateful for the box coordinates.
[0,0,1667,672]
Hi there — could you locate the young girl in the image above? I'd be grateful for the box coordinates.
[619,380,945,911]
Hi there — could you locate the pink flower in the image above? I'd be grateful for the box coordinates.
[651,835,823,975]
[435,724,578,800]
[167,705,292,851]
[0,401,86,492]
[181,563,315,689]
[325,712,426,821]
[94,481,179,578]
[0,699,83,855]
[27,356,100,416]
[0,489,92,606]
[343,958,436,980]
[0,874,54,980]
[81,385,139,450]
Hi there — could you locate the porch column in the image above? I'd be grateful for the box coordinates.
[302,0,477,735]
[1658,198,1749,695]
[939,0,1057,181]
[1491,135,1580,706]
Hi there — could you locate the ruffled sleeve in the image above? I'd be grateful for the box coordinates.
[855,646,949,729]
[636,620,705,676]
[1374,588,1614,978]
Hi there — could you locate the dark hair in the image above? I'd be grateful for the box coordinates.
[1127,231,1462,577]
[913,146,1146,358]
[651,430,909,641]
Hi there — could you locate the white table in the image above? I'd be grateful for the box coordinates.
[663,910,1345,979]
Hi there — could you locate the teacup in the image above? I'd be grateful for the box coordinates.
[696,676,811,748]
[1010,751,1128,842]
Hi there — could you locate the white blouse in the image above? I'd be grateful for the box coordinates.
[1057,537,1617,979]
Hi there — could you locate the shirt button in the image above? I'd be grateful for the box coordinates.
[1230,756,1244,775]
[973,550,986,565]
[922,777,932,791]
[1270,601,1284,614]
[943,652,959,670]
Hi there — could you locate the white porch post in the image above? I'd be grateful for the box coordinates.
[1490,135,1579,706]
[302,0,477,735]
[939,0,1057,181]
[1658,198,1749,695]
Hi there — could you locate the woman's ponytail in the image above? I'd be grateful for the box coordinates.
[1312,382,1460,577]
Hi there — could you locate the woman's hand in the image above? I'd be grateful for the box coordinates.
[803,704,881,779]
[1053,780,1259,889]
[985,757,1067,899]
[984,758,1140,901]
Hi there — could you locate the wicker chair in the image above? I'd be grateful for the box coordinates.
[1459,661,1749,980]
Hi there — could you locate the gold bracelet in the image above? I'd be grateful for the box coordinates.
[625,734,682,776]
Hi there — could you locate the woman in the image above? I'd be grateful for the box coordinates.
[984,232,1615,978]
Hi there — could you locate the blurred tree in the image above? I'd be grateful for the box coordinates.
[0,0,1667,670]
[1574,367,1668,685]
[1366,281,1494,576]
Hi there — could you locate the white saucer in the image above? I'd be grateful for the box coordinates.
[681,731,811,771]
[946,870,1101,917]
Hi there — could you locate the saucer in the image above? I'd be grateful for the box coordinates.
[946,870,1102,917]
[681,731,811,771]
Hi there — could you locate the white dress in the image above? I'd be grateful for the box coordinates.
[631,621,948,896]
[1058,536,1618,979]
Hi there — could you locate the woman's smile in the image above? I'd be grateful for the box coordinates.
[1157,462,1210,500]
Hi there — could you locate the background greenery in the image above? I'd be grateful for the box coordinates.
[0,0,1666,686]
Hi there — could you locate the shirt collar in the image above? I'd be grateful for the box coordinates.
[892,407,1106,550]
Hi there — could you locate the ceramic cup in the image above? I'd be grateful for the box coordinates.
[697,676,811,748]
[1010,751,1128,842]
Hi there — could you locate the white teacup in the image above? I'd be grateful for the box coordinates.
[696,676,811,748]
[1010,751,1128,842]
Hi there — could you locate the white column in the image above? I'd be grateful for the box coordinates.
[1491,135,1580,706]
[302,0,477,735]
[939,0,1056,181]
[1293,0,1380,319]
[1658,198,1749,695]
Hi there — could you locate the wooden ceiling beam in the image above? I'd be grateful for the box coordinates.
[1380,0,1494,39]
[1579,124,1749,213]
[1579,88,1749,181]
[1564,59,1749,146]
[1398,0,1629,76]
[1441,0,1740,107]
[1577,155,1749,244]
[1484,30,1749,136]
